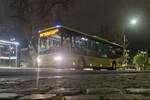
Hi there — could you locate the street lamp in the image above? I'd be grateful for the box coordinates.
[123,19,137,68]
[123,19,137,50]
[131,19,137,25]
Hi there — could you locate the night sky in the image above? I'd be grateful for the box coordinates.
[0,0,150,55]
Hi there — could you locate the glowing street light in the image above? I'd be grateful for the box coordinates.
[131,19,137,25]
[123,19,138,49]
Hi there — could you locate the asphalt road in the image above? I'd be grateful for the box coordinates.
[0,67,150,78]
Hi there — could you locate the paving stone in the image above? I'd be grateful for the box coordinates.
[5,81,18,84]
[65,94,123,100]
[107,94,150,100]
[48,88,81,96]
[18,94,56,100]
[18,88,50,94]
[124,94,150,100]
[66,94,150,100]
[0,93,19,100]
[86,88,121,95]
[17,88,40,95]
[126,88,150,95]
[65,95,102,100]
[0,89,14,93]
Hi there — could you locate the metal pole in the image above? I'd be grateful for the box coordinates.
[36,38,40,88]
[16,45,18,67]
[123,31,126,56]
[9,45,11,67]
[123,26,128,69]
[37,38,40,61]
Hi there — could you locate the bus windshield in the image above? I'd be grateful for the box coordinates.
[39,31,71,55]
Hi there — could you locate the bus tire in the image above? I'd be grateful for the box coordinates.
[112,61,116,70]
[77,56,86,69]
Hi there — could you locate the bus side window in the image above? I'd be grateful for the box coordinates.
[41,39,47,49]
[49,39,52,48]
[53,39,61,48]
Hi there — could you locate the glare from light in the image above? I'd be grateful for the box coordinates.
[0,40,19,45]
[131,19,137,25]
[81,37,88,41]
[10,47,13,50]
[56,25,61,28]
[83,68,93,71]
[54,56,62,61]
[81,37,85,40]
[38,30,41,33]
[15,42,19,45]
[0,56,17,60]
[10,38,15,41]
[37,58,41,63]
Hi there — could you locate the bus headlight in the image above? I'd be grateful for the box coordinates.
[54,56,62,61]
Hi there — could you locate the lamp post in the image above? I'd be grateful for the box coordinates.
[123,19,137,68]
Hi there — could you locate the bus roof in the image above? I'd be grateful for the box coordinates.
[40,25,123,48]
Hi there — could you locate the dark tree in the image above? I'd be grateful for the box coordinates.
[9,0,73,66]
[97,24,124,45]
[10,0,73,52]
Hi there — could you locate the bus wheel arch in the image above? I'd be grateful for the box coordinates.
[77,56,86,68]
